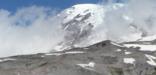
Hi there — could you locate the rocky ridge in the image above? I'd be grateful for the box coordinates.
[0,40,156,75]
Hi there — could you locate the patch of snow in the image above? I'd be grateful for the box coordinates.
[111,42,125,47]
[124,44,156,51]
[77,61,95,71]
[140,35,156,41]
[123,58,135,64]
[41,55,45,57]
[116,49,122,52]
[121,32,142,42]
[0,58,16,62]
[65,51,84,54]
[125,51,132,55]
[145,54,156,66]
[45,51,84,56]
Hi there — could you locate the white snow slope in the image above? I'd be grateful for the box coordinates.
[55,3,156,50]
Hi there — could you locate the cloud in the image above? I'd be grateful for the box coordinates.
[0,6,64,57]
[90,0,156,42]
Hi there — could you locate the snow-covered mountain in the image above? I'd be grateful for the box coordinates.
[0,3,156,75]
[54,3,156,51]
[55,4,106,50]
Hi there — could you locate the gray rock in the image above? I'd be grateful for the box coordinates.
[0,40,155,75]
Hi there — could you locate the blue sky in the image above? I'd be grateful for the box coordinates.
[0,0,102,12]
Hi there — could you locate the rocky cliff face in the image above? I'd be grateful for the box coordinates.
[0,40,156,75]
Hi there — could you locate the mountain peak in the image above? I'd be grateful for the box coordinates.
[63,3,105,26]
[53,3,156,51]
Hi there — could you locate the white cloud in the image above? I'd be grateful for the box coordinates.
[93,0,156,42]
[0,6,64,57]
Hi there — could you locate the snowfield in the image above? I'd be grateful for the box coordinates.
[124,44,156,51]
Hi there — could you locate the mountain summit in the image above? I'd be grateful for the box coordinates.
[57,4,106,50]
[54,3,155,51]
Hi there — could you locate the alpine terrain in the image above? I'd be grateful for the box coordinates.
[0,3,156,75]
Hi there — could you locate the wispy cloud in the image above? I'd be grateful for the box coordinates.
[92,0,156,42]
[0,6,64,57]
